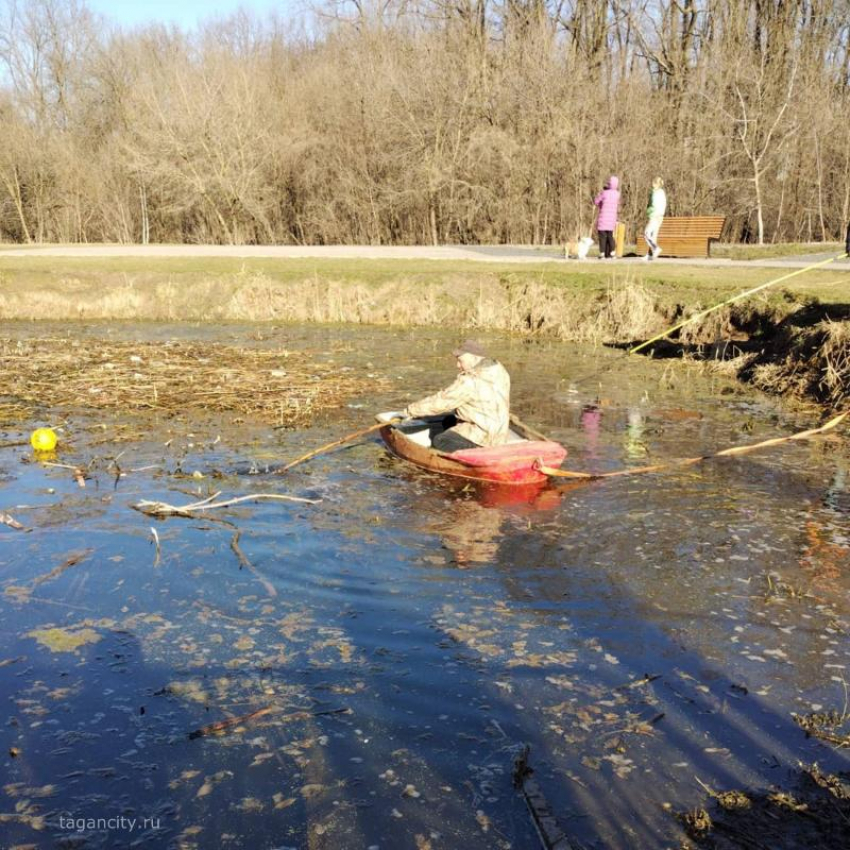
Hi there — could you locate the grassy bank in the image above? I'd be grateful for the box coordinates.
[711,241,845,261]
[1,256,848,407]
[1,254,848,316]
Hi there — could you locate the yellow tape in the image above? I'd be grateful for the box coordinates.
[629,252,849,355]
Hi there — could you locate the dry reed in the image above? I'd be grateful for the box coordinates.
[0,338,389,427]
[745,321,850,409]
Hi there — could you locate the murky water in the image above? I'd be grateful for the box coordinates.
[2,322,849,849]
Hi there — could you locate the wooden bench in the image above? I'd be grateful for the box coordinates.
[636,216,725,258]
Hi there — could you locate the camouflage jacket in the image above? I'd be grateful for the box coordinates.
[405,358,511,447]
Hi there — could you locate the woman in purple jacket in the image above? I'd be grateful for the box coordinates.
[594,176,621,259]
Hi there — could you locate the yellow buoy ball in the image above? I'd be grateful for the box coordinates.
[30,427,58,452]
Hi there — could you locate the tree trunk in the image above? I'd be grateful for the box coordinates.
[140,185,150,245]
[753,169,765,245]
[2,166,33,243]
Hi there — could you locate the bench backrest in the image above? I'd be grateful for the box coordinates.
[658,216,725,239]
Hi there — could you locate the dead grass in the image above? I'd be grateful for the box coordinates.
[682,761,850,849]
[593,277,670,344]
[744,319,850,409]
[677,305,737,347]
[0,338,388,428]
[694,306,850,410]
[173,271,683,345]
[822,322,850,406]
[2,258,848,410]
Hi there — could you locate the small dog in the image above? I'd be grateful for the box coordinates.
[565,236,595,260]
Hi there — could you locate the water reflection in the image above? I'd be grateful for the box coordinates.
[437,499,503,567]
[624,407,648,459]
[580,404,601,460]
[824,465,849,514]
[799,465,850,593]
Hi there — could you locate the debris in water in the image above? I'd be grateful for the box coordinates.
[0,338,390,429]
[27,624,103,653]
[512,744,575,849]
[0,511,25,530]
[133,492,319,518]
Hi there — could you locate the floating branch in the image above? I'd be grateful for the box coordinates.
[187,705,350,740]
[42,461,88,488]
[188,706,275,740]
[541,410,848,481]
[150,527,162,567]
[229,527,276,598]
[1,512,25,531]
[133,491,291,598]
[512,744,576,850]
[133,492,320,518]
[4,550,94,601]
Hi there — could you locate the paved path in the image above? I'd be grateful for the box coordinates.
[0,243,849,271]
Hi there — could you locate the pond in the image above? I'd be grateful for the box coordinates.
[1,322,849,849]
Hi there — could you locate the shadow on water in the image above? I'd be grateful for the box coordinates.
[3,626,195,848]
[335,430,850,847]
[265,456,850,848]
[484,523,850,848]
[6,534,847,849]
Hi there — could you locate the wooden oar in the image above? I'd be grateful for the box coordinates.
[539,410,848,481]
[274,418,400,474]
[509,413,551,442]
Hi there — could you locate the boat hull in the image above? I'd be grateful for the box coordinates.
[379,419,565,486]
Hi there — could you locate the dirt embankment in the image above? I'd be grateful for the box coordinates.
[1,271,847,410]
[727,303,849,409]
[664,299,850,411]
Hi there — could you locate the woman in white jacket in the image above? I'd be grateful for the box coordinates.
[643,178,667,261]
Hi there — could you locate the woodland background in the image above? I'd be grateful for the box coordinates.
[0,0,849,246]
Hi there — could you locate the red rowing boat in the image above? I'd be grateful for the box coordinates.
[376,412,567,486]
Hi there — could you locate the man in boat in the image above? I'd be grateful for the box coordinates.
[402,340,510,452]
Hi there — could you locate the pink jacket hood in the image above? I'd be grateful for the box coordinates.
[607,176,619,190]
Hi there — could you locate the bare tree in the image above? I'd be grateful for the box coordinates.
[729,58,798,244]
[0,0,848,245]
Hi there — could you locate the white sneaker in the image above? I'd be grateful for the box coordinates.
[642,254,651,262]
[652,247,661,259]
